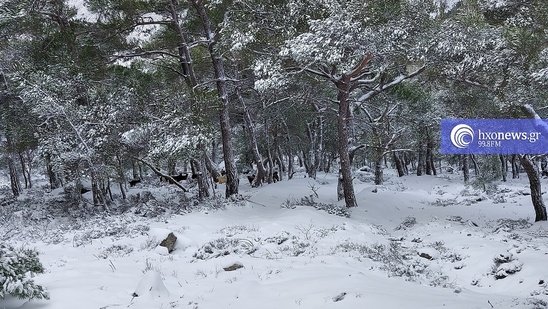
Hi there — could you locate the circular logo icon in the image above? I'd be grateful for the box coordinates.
[450,124,474,148]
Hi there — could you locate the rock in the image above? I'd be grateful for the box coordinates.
[159,232,177,253]
[332,292,347,302]
[223,262,244,271]
[417,247,439,260]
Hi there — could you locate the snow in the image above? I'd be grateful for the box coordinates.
[1,170,548,308]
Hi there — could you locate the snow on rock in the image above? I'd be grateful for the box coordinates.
[495,260,524,279]
[222,261,244,271]
[148,228,173,242]
[153,245,169,256]
[417,247,441,260]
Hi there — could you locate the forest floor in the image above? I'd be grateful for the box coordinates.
[1,170,548,309]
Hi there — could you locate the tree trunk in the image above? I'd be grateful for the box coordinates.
[5,135,21,197]
[519,155,547,221]
[167,157,176,175]
[18,152,29,189]
[500,155,508,182]
[471,154,479,176]
[335,80,357,207]
[192,158,210,200]
[276,146,285,180]
[287,151,295,180]
[266,149,274,184]
[168,0,198,89]
[462,154,470,183]
[426,139,436,175]
[238,87,266,187]
[45,153,61,189]
[374,155,384,185]
[511,154,520,178]
[132,160,140,179]
[116,155,127,200]
[204,150,221,183]
[393,152,405,177]
[417,143,425,176]
[190,0,238,197]
[90,170,107,210]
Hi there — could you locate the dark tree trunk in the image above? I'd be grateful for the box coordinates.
[191,0,238,197]
[45,153,61,189]
[7,155,21,197]
[116,154,126,200]
[511,154,520,178]
[192,158,210,200]
[287,151,295,180]
[90,170,107,210]
[500,155,508,182]
[335,80,357,207]
[374,155,384,185]
[462,154,470,183]
[302,150,317,179]
[393,152,405,177]
[238,88,266,187]
[168,0,198,88]
[266,149,274,184]
[132,160,140,179]
[417,144,425,176]
[470,154,479,176]
[519,155,547,221]
[5,135,21,196]
[167,158,176,176]
[18,152,29,189]
[426,139,436,175]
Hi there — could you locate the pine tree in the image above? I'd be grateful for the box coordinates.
[0,243,49,300]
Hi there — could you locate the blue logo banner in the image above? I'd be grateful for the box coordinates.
[441,119,548,154]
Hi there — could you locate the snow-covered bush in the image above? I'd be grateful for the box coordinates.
[281,196,351,217]
[491,251,523,279]
[193,238,256,260]
[0,243,49,300]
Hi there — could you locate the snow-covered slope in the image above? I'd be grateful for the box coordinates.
[1,171,547,309]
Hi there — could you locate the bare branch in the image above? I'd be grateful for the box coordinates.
[449,77,490,90]
[131,156,188,192]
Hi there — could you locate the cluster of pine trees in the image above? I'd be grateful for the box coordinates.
[0,0,546,219]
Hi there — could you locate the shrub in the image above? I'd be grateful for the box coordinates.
[0,243,49,300]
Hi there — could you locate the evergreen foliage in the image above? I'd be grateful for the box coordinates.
[0,243,49,300]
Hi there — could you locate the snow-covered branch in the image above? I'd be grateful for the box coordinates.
[357,65,426,104]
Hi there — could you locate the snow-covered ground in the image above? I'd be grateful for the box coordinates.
[1,170,548,309]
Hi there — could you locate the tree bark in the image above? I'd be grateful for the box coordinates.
[393,152,405,177]
[335,79,357,207]
[5,134,21,197]
[374,155,384,185]
[519,155,547,221]
[417,143,425,176]
[45,153,61,189]
[462,154,470,183]
[190,0,238,197]
[238,87,266,187]
[191,158,210,200]
[500,155,508,182]
[511,154,520,178]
